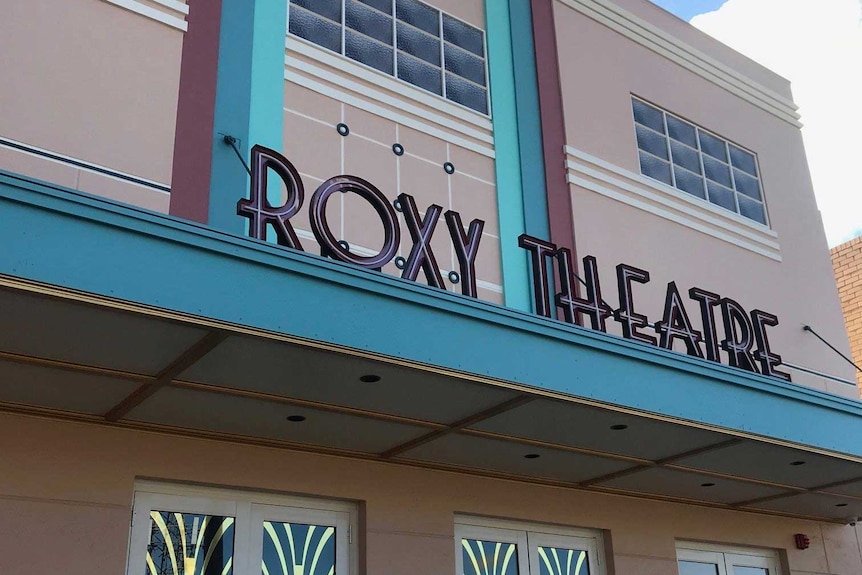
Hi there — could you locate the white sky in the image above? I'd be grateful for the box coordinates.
[690,0,862,247]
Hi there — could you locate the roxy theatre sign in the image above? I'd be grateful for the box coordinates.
[238,145,790,382]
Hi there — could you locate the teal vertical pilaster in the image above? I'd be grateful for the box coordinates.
[486,1,551,312]
[485,1,531,311]
[508,0,550,242]
[209,0,287,234]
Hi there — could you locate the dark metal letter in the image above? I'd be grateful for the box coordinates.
[750,309,791,381]
[445,211,484,298]
[398,193,445,289]
[720,298,760,373]
[518,234,558,317]
[309,176,400,270]
[613,264,656,345]
[237,145,304,250]
[689,287,722,362]
[555,250,612,331]
[655,281,704,358]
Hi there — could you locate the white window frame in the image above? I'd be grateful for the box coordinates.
[455,516,606,575]
[126,480,357,575]
[677,541,782,575]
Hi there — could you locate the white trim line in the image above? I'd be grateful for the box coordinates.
[149,0,189,16]
[565,148,782,260]
[0,136,171,193]
[557,0,801,127]
[286,70,496,158]
[566,146,780,240]
[102,0,188,31]
[288,38,492,131]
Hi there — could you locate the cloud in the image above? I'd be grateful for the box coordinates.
[691,0,862,247]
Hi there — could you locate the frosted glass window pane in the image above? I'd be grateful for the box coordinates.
[636,125,669,160]
[357,0,392,13]
[462,539,519,575]
[345,30,394,74]
[674,167,706,198]
[703,156,732,187]
[678,561,720,575]
[670,140,701,174]
[443,14,485,57]
[397,22,440,65]
[398,51,442,94]
[445,73,487,114]
[146,511,235,575]
[633,100,665,133]
[738,196,766,224]
[640,152,672,185]
[667,116,697,147]
[396,0,439,36]
[292,0,341,23]
[445,44,486,85]
[262,522,336,575]
[730,145,758,176]
[289,8,342,53]
[734,169,762,200]
[699,131,728,161]
[707,182,736,211]
[346,0,393,44]
[537,546,590,575]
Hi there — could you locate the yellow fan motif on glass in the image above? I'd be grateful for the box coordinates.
[146,512,235,575]
[262,522,336,575]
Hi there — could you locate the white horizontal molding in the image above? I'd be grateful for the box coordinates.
[558,0,801,127]
[565,147,782,261]
[102,0,188,31]
[288,38,492,131]
[286,70,495,158]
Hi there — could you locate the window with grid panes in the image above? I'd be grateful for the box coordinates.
[288,0,489,115]
[631,98,768,226]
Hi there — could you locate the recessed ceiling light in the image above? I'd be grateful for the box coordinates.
[836,503,849,508]
[286,415,306,422]
[790,461,806,466]
[359,374,381,383]
[524,453,541,459]
[701,482,716,488]
[610,424,628,431]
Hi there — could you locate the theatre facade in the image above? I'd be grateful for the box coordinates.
[2,0,862,574]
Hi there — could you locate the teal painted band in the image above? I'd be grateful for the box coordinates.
[210,0,286,235]
[485,1,531,312]
[508,0,550,243]
[3,171,862,457]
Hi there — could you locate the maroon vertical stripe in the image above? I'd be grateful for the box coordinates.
[530,0,577,268]
[169,0,224,223]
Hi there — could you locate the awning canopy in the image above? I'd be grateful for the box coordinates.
[3,283,862,523]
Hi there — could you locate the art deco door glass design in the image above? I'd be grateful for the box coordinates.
[145,511,235,575]
[262,522,336,575]
[536,546,589,575]
[461,539,519,575]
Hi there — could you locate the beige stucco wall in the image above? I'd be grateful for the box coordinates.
[0,0,183,211]
[1,411,860,575]
[553,0,855,397]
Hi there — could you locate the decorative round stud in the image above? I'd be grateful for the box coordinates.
[393,198,402,212]
[394,256,407,270]
[392,143,405,156]
[443,162,455,175]
[336,123,350,137]
[448,271,461,284]
[338,240,351,252]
